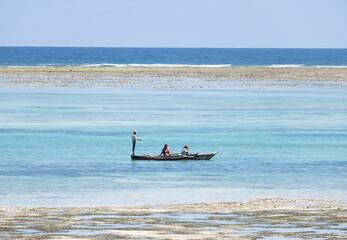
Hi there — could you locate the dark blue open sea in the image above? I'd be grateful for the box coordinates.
[0,47,346,207]
[0,47,347,67]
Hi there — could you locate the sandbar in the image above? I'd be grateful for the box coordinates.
[1,198,346,239]
[1,66,347,89]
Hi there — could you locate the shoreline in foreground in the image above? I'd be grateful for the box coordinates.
[1,198,346,239]
[1,66,347,89]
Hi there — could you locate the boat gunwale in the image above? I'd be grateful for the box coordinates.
[131,151,219,161]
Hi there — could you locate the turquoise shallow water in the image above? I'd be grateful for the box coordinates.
[0,87,346,206]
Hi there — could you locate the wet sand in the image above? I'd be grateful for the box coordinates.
[1,66,347,89]
[1,199,346,239]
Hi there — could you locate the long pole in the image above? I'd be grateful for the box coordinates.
[115,146,131,156]
[115,136,147,156]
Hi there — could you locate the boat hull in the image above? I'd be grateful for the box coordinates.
[131,151,219,161]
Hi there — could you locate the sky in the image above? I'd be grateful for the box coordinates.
[0,0,346,48]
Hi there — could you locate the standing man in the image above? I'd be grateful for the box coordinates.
[132,131,141,155]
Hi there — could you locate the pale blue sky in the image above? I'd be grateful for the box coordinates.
[1,0,346,48]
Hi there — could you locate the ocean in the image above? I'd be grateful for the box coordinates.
[0,87,346,206]
[0,47,347,67]
[0,47,346,207]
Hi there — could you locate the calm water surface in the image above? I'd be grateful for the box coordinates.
[0,87,346,206]
[1,47,347,67]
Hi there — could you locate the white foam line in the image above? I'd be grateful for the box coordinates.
[314,66,347,68]
[79,63,232,68]
[2,64,347,68]
[267,64,305,68]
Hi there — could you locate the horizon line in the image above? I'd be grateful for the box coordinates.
[1,46,347,49]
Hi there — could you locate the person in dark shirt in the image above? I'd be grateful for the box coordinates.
[160,144,170,156]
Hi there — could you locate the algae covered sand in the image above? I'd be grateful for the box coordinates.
[1,66,347,89]
[1,199,346,239]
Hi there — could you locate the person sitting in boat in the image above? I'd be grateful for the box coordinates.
[160,144,171,157]
[181,145,190,156]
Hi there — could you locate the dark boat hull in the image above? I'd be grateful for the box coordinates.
[131,151,219,161]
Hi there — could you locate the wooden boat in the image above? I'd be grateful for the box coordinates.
[131,151,219,161]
